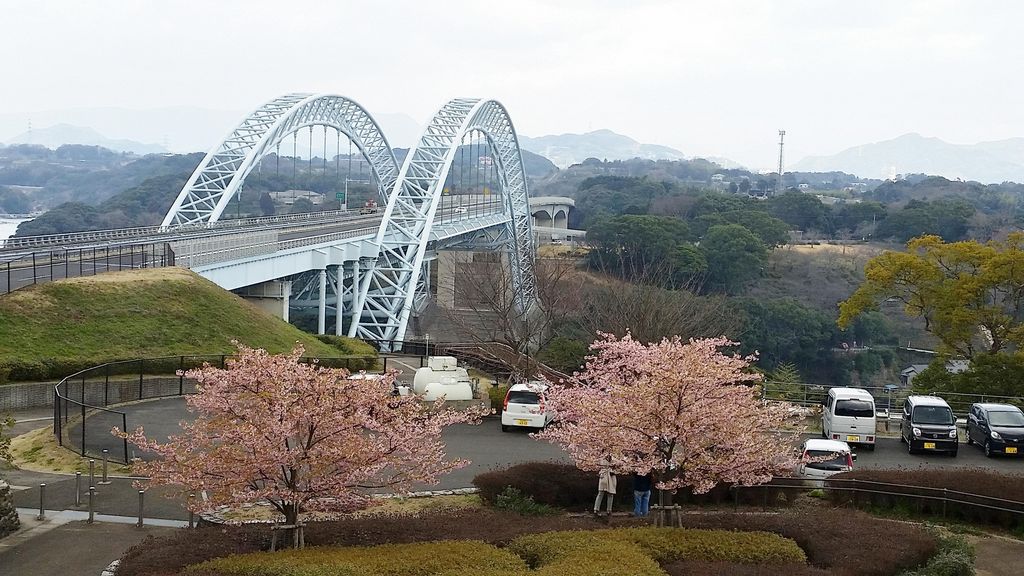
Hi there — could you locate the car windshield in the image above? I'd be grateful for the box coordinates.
[804,449,849,471]
[835,399,874,418]
[507,391,540,405]
[988,410,1024,427]
[913,405,954,425]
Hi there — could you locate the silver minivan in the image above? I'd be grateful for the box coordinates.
[822,387,877,450]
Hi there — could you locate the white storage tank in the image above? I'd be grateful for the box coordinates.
[412,356,474,401]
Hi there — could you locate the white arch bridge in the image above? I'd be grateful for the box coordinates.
[2,94,547,349]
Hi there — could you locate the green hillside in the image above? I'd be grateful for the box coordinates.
[0,267,354,381]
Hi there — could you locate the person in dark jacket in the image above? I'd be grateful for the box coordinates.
[632,472,652,517]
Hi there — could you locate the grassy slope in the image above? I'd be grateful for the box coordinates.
[0,267,340,363]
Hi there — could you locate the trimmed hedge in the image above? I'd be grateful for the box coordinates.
[828,469,1024,531]
[188,528,804,576]
[675,511,938,576]
[473,462,802,510]
[116,508,938,576]
[186,540,527,576]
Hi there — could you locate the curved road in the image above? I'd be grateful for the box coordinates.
[87,397,1023,489]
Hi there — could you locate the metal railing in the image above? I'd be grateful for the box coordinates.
[53,354,381,463]
[760,381,1024,420]
[2,242,174,294]
[0,208,359,251]
[732,476,1024,523]
[361,340,569,383]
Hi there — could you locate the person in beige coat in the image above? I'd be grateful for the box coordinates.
[593,454,616,515]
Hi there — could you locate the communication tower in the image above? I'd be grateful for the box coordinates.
[776,129,785,196]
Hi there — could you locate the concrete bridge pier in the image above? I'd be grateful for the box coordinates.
[235,280,292,322]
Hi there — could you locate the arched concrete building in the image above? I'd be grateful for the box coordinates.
[529,196,574,229]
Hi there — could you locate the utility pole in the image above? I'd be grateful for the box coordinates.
[775,130,786,196]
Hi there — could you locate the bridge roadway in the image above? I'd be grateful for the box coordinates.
[0,197,506,294]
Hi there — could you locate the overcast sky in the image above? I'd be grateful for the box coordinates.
[2,1,1021,170]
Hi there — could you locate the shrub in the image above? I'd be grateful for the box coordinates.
[487,384,510,413]
[473,462,802,511]
[675,510,938,576]
[314,335,378,357]
[117,508,938,576]
[900,531,974,576]
[494,486,558,516]
[187,540,527,576]
[828,469,1024,531]
[189,528,803,576]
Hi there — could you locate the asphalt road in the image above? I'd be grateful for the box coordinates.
[82,397,1024,479]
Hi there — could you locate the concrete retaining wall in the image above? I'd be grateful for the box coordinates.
[1,377,198,411]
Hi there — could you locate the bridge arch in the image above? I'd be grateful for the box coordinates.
[350,98,536,344]
[162,93,398,227]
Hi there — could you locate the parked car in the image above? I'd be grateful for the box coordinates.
[900,395,958,456]
[966,403,1024,457]
[822,387,877,450]
[795,438,855,485]
[500,381,554,432]
[453,205,468,214]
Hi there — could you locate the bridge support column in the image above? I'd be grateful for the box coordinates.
[334,264,344,336]
[235,281,291,322]
[317,269,327,335]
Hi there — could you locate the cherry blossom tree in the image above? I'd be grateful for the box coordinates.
[536,333,800,518]
[117,344,485,532]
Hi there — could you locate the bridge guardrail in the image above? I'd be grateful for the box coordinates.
[53,354,381,463]
[0,208,359,251]
[2,242,173,295]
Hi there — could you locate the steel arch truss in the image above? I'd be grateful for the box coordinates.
[350,99,536,344]
[162,94,398,227]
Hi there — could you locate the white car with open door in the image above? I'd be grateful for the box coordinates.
[796,438,855,486]
[500,381,554,432]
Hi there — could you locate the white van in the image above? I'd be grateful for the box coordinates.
[822,387,877,450]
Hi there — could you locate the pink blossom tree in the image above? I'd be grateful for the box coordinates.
[537,333,799,515]
[117,344,485,531]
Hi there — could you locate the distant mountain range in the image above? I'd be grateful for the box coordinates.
[518,129,685,168]
[5,123,168,155]
[793,133,1024,184]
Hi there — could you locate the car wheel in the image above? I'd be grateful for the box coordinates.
[985,439,994,458]
[501,425,509,433]
[966,431,973,446]
[866,443,876,451]
[899,426,905,443]
[950,449,958,457]
[907,439,915,455]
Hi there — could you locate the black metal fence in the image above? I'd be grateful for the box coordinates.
[53,354,381,464]
[1,242,174,294]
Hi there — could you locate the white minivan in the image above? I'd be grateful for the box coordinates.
[822,387,877,450]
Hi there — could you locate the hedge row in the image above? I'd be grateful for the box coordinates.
[117,508,937,576]
[473,462,802,510]
[675,511,938,576]
[828,469,1024,531]
[187,528,805,576]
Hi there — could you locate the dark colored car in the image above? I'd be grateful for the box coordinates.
[900,395,958,456]
[966,403,1024,457]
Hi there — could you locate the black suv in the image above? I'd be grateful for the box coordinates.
[966,403,1024,457]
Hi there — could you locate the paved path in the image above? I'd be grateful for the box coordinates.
[970,534,1024,576]
[0,516,174,576]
